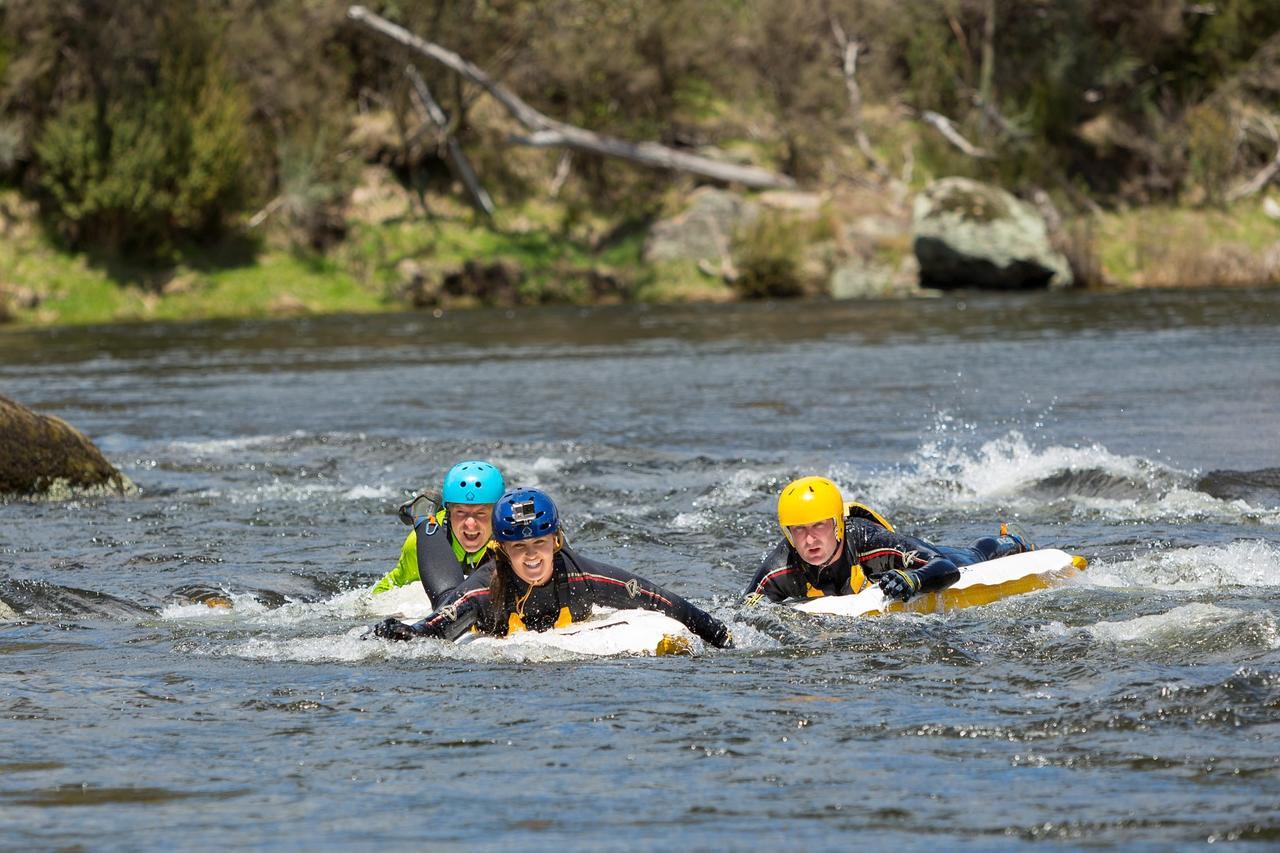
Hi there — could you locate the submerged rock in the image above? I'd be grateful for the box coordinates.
[0,395,135,499]
[912,177,1073,290]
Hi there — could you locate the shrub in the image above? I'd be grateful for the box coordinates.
[1185,102,1237,206]
[731,213,809,299]
[31,11,250,259]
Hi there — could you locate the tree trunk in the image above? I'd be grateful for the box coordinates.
[347,5,796,190]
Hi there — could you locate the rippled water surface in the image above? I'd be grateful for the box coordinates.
[3,288,1279,849]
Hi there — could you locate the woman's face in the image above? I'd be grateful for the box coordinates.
[448,503,494,552]
[500,536,556,585]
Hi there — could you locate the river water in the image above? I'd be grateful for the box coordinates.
[2,288,1279,849]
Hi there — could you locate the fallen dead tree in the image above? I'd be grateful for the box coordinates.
[404,65,494,218]
[347,5,796,190]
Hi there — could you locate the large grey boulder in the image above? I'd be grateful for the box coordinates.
[912,177,1072,290]
[830,254,921,299]
[0,395,135,499]
[642,187,760,264]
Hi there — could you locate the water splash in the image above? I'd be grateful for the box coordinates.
[1089,540,1280,590]
[842,430,1280,524]
[1039,602,1279,654]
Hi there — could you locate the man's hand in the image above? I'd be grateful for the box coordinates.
[878,569,922,601]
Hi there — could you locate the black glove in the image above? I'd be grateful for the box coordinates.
[373,617,420,641]
[878,569,922,601]
[707,621,734,649]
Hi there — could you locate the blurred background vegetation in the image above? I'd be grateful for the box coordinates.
[2,0,1279,324]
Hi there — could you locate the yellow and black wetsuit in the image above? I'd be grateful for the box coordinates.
[744,517,973,604]
[405,546,732,647]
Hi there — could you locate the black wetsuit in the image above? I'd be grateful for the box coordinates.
[744,517,1022,603]
[406,545,732,647]
[414,516,488,603]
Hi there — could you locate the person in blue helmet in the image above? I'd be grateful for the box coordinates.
[369,460,505,605]
[373,488,733,648]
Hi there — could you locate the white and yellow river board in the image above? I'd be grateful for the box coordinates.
[790,548,1087,617]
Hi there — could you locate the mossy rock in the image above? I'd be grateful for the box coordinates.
[0,395,136,499]
[912,177,1073,290]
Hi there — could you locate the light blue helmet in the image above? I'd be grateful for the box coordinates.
[442,460,505,506]
[492,488,559,542]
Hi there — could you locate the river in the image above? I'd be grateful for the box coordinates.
[2,287,1279,848]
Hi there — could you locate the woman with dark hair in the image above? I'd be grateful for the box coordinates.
[373,487,733,648]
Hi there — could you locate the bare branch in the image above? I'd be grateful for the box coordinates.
[549,151,573,199]
[348,5,796,190]
[829,15,891,181]
[1227,148,1280,201]
[404,64,495,218]
[247,196,284,229]
[972,94,1027,139]
[920,110,993,159]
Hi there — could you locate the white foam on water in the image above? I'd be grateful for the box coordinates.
[164,434,285,456]
[1068,491,1280,524]
[528,456,564,473]
[343,484,397,500]
[220,624,727,664]
[211,479,396,505]
[161,589,372,626]
[1089,540,1280,590]
[1089,603,1243,642]
[859,430,1160,504]
[362,584,433,621]
[1038,603,1280,651]
[843,429,1278,524]
[221,628,460,663]
[670,509,713,531]
[492,455,564,486]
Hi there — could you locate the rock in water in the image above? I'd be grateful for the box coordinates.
[0,395,136,499]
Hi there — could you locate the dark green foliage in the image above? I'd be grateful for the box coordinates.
[4,0,1280,264]
[22,3,250,256]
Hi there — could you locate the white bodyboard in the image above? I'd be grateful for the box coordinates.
[791,548,1085,617]
[458,608,696,656]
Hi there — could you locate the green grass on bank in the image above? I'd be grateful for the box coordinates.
[0,191,671,327]
[3,186,1278,328]
[0,235,381,325]
[1091,203,1280,287]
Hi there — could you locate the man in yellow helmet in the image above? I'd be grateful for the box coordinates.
[743,476,1032,604]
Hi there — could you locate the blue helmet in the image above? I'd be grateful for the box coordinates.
[492,488,560,542]
[442,460,505,506]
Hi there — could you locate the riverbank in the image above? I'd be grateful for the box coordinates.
[2,183,1278,329]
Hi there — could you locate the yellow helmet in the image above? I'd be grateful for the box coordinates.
[777,476,845,545]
